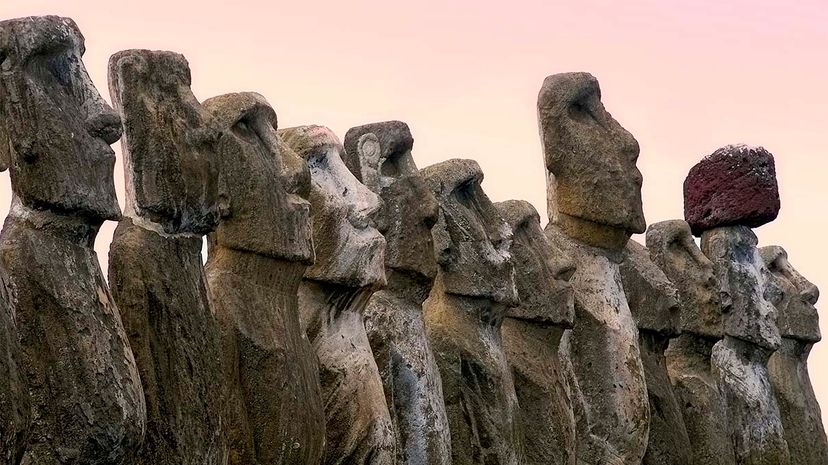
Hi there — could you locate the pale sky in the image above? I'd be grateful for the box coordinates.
[2,0,827,422]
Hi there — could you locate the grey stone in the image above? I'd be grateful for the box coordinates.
[107,50,226,464]
[648,220,736,465]
[282,125,394,465]
[762,246,828,465]
[204,96,324,464]
[539,72,649,465]
[0,268,27,465]
[495,199,576,465]
[539,72,645,251]
[421,159,522,465]
[702,226,790,465]
[0,16,145,464]
[619,240,691,465]
[343,121,451,465]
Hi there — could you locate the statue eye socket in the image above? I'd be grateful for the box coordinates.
[44,53,74,88]
[0,50,6,66]
[568,98,594,123]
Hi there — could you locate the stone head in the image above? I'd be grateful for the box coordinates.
[760,246,820,343]
[203,93,313,263]
[537,72,645,250]
[496,199,574,327]
[701,226,780,350]
[280,125,385,288]
[109,50,219,235]
[420,159,517,305]
[343,121,439,283]
[619,239,681,336]
[646,220,726,339]
[0,16,121,223]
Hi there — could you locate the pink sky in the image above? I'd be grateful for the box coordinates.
[2,0,827,421]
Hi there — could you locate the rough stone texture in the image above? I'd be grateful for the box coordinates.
[343,121,451,465]
[421,159,522,465]
[684,145,780,236]
[538,72,645,250]
[495,200,576,465]
[761,246,828,465]
[619,240,691,465]
[620,240,681,336]
[702,226,790,465]
[203,96,324,464]
[107,50,226,464]
[0,268,28,465]
[283,125,394,465]
[539,71,649,465]
[0,16,146,464]
[648,220,736,465]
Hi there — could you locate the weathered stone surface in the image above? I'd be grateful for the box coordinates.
[0,16,146,464]
[539,71,649,465]
[107,50,226,464]
[619,240,691,465]
[538,72,645,250]
[421,159,521,465]
[762,246,828,465]
[495,200,576,465]
[0,268,28,465]
[620,240,681,336]
[283,125,393,465]
[204,96,324,464]
[702,226,790,465]
[344,121,451,465]
[684,145,780,236]
[648,220,736,465]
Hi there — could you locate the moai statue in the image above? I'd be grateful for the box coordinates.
[203,97,324,464]
[647,220,736,465]
[538,72,649,465]
[281,125,393,465]
[619,240,692,465]
[686,144,791,464]
[107,50,226,464]
[420,159,522,465]
[761,246,828,465]
[0,16,146,463]
[494,200,576,465]
[342,121,451,465]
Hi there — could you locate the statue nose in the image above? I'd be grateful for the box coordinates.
[87,111,123,145]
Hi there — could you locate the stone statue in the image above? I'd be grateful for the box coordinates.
[107,50,226,464]
[204,96,324,464]
[281,125,393,465]
[539,71,649,465]
[619,240,692,465]
[0,16,146,464]
[761,246,828,465]
[420,159,522,465]
[688,144,791,464]
[494,200,576,465]
[647,220,736,465]
[343,121,451,465]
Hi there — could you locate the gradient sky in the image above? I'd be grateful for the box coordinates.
[2,0,827,421]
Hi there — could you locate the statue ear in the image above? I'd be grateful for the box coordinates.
[0,126,10,172]
[356,132,382,193]
[431,209,455,267]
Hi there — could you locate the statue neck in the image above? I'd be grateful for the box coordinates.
[206,243,306,293]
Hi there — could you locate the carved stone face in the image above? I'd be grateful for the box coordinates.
[109,50,219,235]
[343,121,439,282]
[620,239,681,335]
[421,159,517,304]
[204,93,313,263]
[701,226,780,350]
[280,125,385,288]
[496,200,574,326]
[760,246,820,343]
[647,220,725,339]
[0,16,122,223]
[538,72,645,250]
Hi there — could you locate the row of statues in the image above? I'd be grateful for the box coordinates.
[0,15,825,465]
